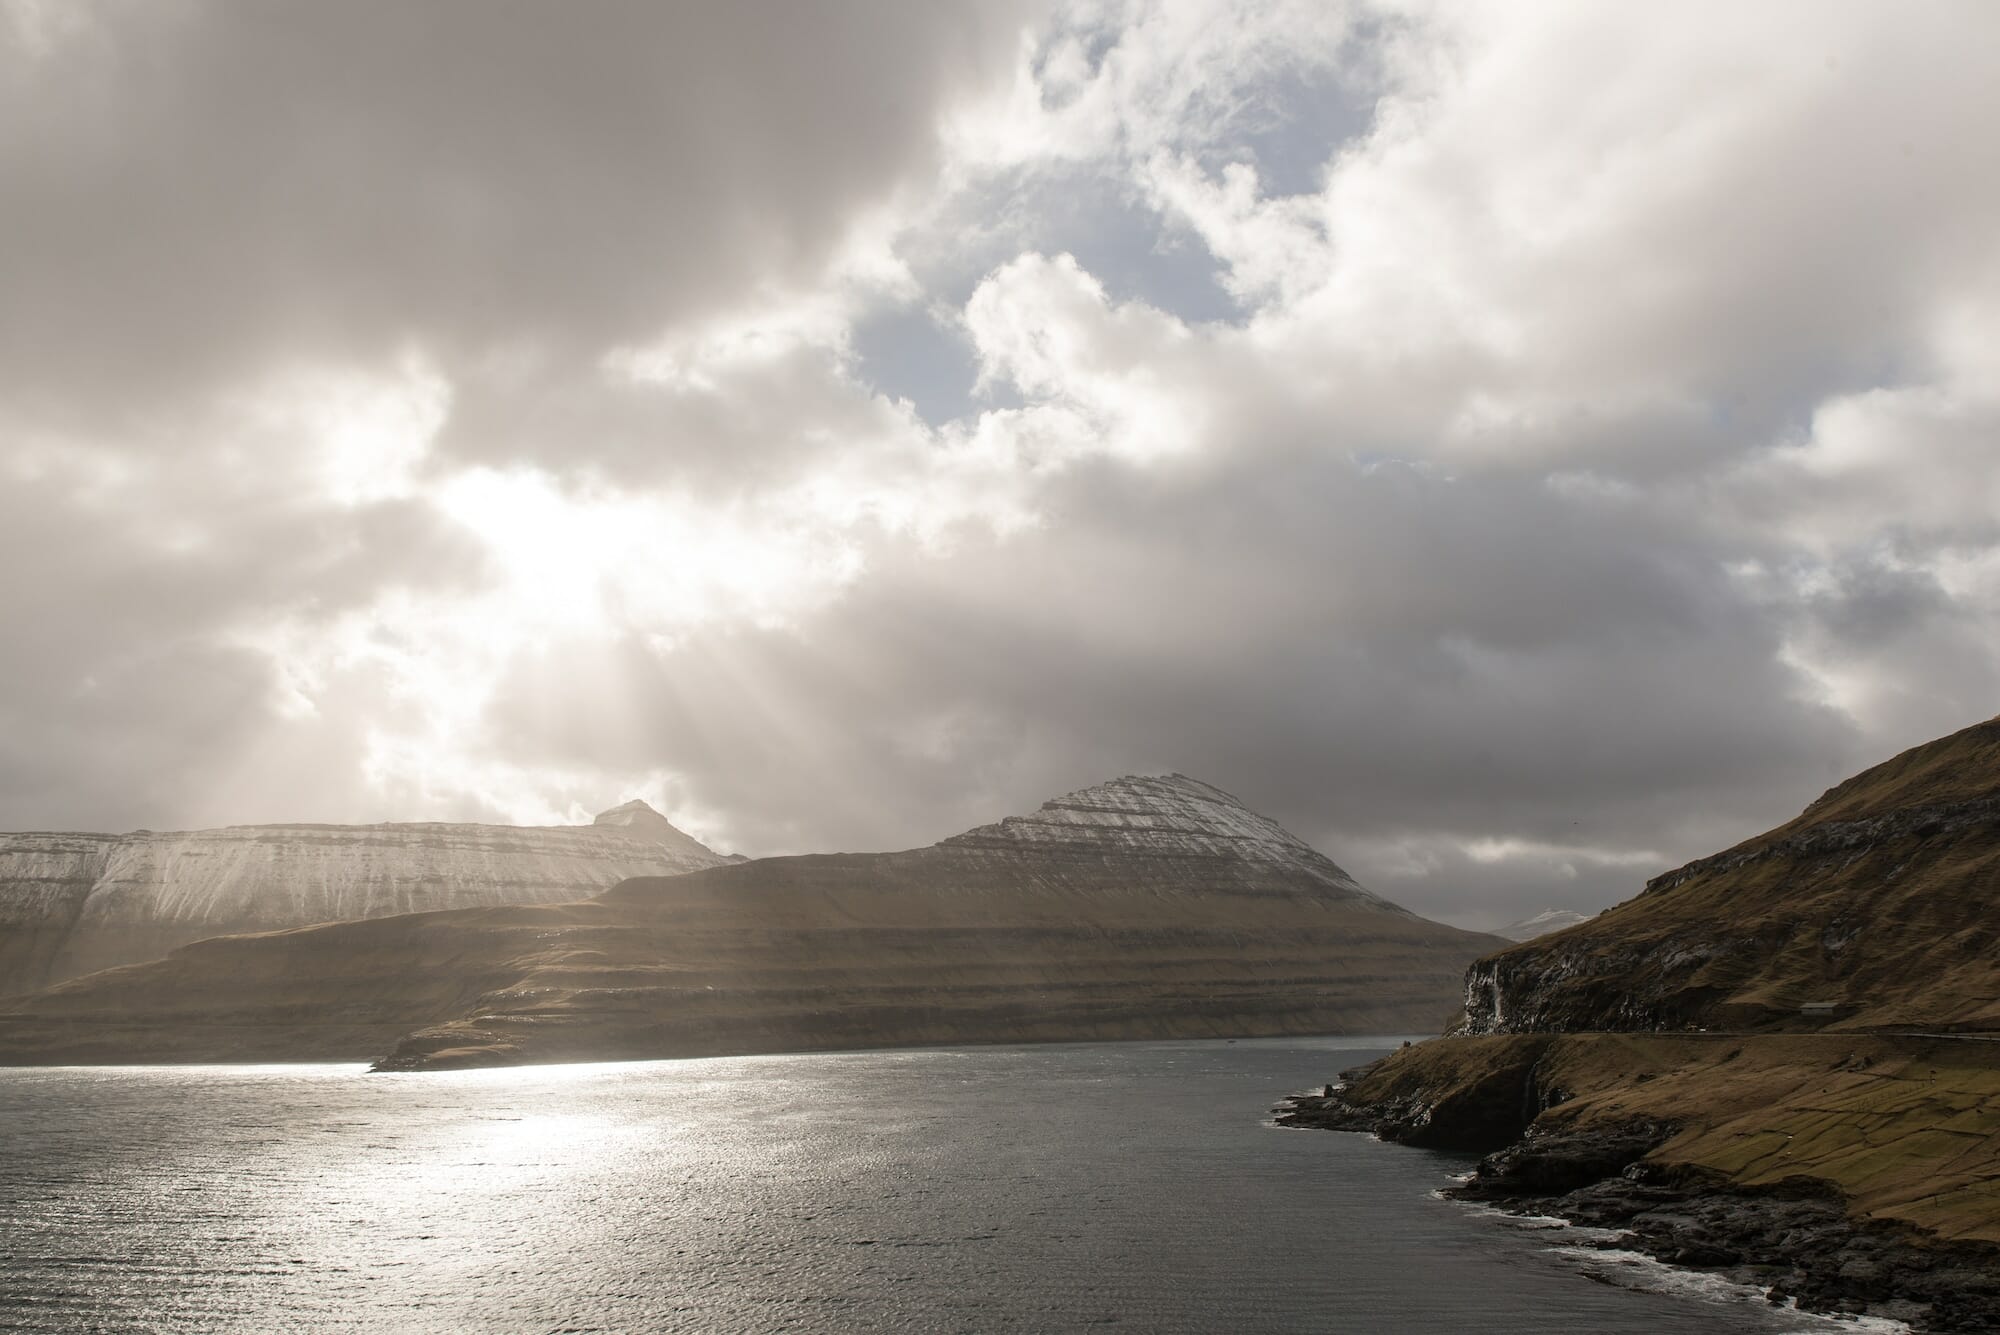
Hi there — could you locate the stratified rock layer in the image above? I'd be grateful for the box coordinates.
[0,774,1502,1067]
[0,803,726,994]
[942,774,1396,901]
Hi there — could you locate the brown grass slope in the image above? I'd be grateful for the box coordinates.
[0,780,1502,1069]
[1295,720,2000,1326]
[1328,1032,2000,1245]
[1461,715,2000,1035]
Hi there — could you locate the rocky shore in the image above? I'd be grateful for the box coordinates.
[1278,1054,2000,1333]
[1270,722,2000,1332]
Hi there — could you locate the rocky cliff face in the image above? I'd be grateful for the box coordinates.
[0,834,122,998]
[0,803,726,994]
[1285,721,2000,1332]
[1284,1031,2000,1331]
[1457,717,2000,1036]
[0,774,1504,1067]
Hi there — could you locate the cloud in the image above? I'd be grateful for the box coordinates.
[3,1,1998,934]
[0,1,1039,427]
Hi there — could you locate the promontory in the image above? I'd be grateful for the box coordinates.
[1284,717,2000,1332]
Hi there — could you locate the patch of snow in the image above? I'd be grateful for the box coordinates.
[1495,908,1596,942]
[940,773,1399,907]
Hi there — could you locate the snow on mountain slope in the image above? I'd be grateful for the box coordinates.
[941,774,1404,909]
[0,773,1506,1068]
[1494,908,1595,942]
[0,803,723,993]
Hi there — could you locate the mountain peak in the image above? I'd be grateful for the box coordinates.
[939,772,1389,902]
[591,799,717,857]
[595,798,664,822]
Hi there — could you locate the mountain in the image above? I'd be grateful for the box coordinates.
[1284,719,2000,1329]
[0,774,1503,1068]
[1460,716,2000,1035]
[1492,908,1595,942]
[0,802,727,995]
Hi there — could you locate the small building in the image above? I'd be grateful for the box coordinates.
[1800,1001,1840,1018]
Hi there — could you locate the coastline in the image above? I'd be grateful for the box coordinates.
[1276,1035,2000,1333]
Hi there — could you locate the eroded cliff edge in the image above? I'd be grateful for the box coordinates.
[1281,718,2000,1333]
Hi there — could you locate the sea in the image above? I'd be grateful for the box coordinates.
[0,1038,1900,1333]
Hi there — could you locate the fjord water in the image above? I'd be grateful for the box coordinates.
[2,1040,1855,1334]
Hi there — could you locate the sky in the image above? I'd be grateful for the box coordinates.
[3,0,1997,930]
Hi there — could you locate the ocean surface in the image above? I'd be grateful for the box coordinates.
[0,1038,1888,1334]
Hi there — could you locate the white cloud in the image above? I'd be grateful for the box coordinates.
[240,356,450,506]
[964,252,1207,463]
[4,0,1999,932]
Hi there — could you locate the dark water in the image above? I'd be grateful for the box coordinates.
[0,1039,1882,1334]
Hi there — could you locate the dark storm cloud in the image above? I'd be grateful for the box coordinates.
[0,0,1035,429]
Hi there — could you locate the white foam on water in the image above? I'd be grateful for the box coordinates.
[1450,1197,1583,1230]
[1445,1195,1912,1334]
[1549,1244,1912,1334]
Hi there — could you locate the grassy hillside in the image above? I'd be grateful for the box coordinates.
[1462,717,2000,1035]
[1321,1032,2000,1244]
[1289,718,2000,1329]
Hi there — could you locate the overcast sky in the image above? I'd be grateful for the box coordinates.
[4,1,1997,929]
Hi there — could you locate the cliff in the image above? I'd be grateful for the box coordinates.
[0,801,726,994]
[1459,717,2000,1035]
[0,774,1503,1067]
[1285,718,2000,1332]
[1284,1031,2000,1329]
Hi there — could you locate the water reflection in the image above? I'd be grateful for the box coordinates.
[1,1042,1873,1334]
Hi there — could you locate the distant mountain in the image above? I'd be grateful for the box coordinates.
[1493,908,1595,942]
[0,802,726,995]
[0,774,1503,1068]
[1461,716,2000,1034]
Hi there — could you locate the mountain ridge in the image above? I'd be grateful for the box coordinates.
[0,773,1502,1069]
[0,801,725,994]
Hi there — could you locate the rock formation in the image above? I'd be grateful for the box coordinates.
[0,801,726,995]
[1286,717,2000,1332]
[0,774,1502,1067]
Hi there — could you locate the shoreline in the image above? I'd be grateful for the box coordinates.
[1276,1052,2000,1334]
[1450,1197,1917,1335]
